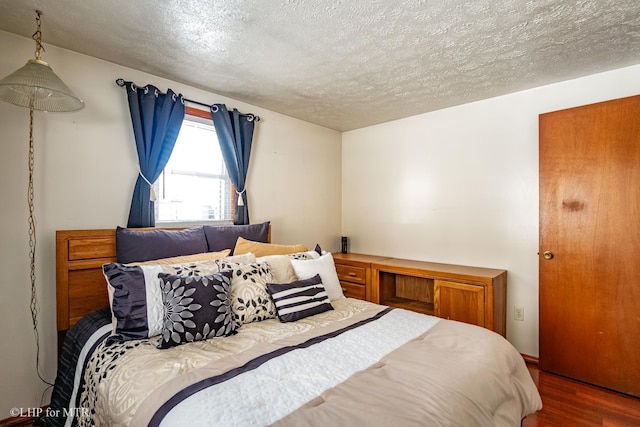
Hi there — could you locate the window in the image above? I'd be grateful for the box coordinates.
[155,107,233,224]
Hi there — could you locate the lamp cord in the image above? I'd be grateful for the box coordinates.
[28,106,54,393]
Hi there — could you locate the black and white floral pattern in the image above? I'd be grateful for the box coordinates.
[157,271,235,349]
[77,339,147,427]
[288,252,316,260]
[164,260,220,277]
[215,260,275,327]
[103,260,223,342]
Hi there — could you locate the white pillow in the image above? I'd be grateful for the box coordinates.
[291,253,344,301]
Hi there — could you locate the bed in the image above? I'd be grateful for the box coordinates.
[49,224,542,426]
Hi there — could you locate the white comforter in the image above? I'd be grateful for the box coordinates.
[76,299,541,426]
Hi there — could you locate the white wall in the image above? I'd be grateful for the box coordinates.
[3,22,640,418]
[342,64,640,357]
[0,30,341,416]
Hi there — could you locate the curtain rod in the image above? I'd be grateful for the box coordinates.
[115,78,260,122]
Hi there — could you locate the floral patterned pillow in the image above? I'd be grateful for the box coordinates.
[103,260,222,342]
[215,260,275,327]
[157,270,235,349]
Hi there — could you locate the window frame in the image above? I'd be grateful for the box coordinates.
[154,105,235,227]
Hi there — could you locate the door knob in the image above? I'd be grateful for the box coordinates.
[543,250,554,260]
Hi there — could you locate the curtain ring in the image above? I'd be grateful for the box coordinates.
[130,82,137,91]
[247,114,255,122]
[211,105,219,113]
[172,93,177,102]
[180,96,185,104]
[154,89,159,97]
[143,86,149,94]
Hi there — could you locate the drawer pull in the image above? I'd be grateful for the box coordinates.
[347,272,357,277]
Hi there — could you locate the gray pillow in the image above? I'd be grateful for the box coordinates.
[203,221,270,253]
[115,226,208,264]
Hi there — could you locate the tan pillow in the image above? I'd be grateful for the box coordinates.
[129,249,231,266]
[256,252,320,284]
[234,237,307,258]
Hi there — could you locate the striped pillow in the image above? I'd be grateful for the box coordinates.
[267,274,333,323]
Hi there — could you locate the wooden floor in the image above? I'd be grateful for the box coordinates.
[523,363,640,426]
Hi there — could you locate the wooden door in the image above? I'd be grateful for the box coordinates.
[539,95,640,397]
[434,280,485,327]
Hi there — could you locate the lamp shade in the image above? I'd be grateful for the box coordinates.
[0,59,84,112]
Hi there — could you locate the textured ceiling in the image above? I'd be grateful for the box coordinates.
[0,0,639,131]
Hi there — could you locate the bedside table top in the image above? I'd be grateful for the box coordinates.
[332,253,391,264]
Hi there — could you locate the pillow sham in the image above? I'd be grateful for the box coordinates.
[215,260,275,327]
[256,251,319,284]
[234,237,308,257]
[156,271,236,349]
[102,259,221,342]
[220,252,256,264]
[267,274,333,323]
[130,249,230,266]
[116,226,208,264]
[291,253,345,301]
[203,221,270,253]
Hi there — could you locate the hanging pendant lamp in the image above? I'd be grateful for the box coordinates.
[0,9,83,387]
[0,10,83,111]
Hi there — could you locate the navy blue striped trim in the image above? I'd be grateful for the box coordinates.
[149,307,394,426]
[48,306,112,427]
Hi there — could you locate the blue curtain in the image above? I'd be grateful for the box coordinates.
[210,104,256,225]
[123,82,185,227]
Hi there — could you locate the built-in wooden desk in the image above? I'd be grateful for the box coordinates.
[334,253,507,337]
[371,257,507,337]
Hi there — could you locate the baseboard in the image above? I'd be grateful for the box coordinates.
[522,353,539,365]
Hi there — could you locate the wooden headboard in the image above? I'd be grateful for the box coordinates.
[56,229,117,352]
[55,226,271,353]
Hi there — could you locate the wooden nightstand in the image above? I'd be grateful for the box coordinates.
[332,253,391,301]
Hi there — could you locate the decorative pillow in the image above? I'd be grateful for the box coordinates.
[156,271,235,349]
[116,226,208,264]
[130,249,230,266]
[219,252,256,264]
[234,237,308,257]
[203,221,270,253]
[289,250,321,261]
[102,260,221,342]
[291,253,345,301]
[256,251,319,284]
[267,274,333,323]
[215,260,275,327]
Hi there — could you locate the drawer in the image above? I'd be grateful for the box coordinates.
[335,264,366,285]
[340,281,366,300]
[69,237,116,260]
